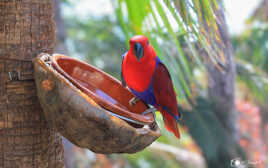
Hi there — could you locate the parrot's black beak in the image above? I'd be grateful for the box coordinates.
[134,43,143,61]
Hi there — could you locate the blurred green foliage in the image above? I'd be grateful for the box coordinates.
[233,24,268,102]
[233,25,268,71]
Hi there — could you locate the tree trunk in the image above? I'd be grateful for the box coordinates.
[205,5,243,166]
[207,1,238,143]
[182,3,246,168]
[0,1,64,167]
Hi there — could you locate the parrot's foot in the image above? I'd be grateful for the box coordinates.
[142,107,157,115]
[142,107,157,119]
[129,97,140,106]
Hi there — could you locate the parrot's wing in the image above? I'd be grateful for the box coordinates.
[121,52,127,87]
[152,62,178,116]
[152,62,181,139]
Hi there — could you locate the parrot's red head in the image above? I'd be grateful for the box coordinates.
[129,35,153,62]
[122,35,157,92]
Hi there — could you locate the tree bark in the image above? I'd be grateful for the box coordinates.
[0,1,64,167]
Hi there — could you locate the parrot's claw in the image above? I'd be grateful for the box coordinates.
[142,107,157,120]
[129,97,140,106]
[142,107,157,115]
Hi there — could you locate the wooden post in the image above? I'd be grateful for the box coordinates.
[0,0,64,167]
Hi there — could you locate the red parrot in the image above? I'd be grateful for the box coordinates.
[121,35,181,139]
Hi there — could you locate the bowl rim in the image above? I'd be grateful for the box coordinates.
[51,54,155,125]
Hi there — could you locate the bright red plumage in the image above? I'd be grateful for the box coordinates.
[121,35,181,139]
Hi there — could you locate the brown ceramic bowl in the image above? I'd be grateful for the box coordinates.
[51,54,154,125]
[33,53,161,154]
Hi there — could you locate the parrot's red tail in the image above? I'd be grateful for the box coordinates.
[161,110,180,139]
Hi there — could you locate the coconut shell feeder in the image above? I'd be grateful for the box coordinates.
[33,53,161,154]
